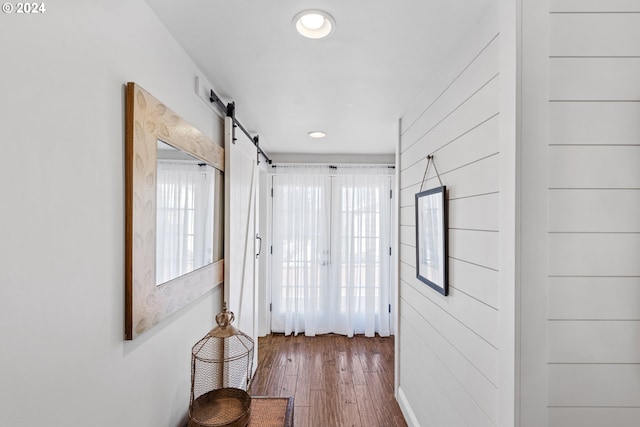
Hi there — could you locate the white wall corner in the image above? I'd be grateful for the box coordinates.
[397,386,421,427]
[498,0,520,425]
[394,117,402,395]
[518,0,551,425]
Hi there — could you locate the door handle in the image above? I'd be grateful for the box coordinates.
[256,234,262,258]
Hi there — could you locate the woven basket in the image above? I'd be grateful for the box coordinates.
[188,388,251,427]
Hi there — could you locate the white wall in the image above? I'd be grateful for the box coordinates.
[397,5,503,426]
[269,153,395,165]
[521,0,640,426]
[0,1,224,425]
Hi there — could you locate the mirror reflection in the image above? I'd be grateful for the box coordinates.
[156,140,222,286]
[417,191,444,285]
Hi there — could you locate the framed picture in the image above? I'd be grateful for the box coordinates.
[415,185,448,295]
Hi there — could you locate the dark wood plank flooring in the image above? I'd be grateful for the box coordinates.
[250,334,407,427]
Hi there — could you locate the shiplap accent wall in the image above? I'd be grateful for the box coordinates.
[397,7,501,426]
[546,1,640,425]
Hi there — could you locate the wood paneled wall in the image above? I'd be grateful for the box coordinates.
[397,7,501,426]
[546,1,640,425]
[398,1,640,425]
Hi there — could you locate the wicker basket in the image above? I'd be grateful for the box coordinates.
[188,388,251,427]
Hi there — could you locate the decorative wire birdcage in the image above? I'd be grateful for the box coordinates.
[188,304,254,427]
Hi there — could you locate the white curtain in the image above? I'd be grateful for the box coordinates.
[331,169,391,337]
[156,161,215,285]
[271,167,332,336]
[271,165,393,337]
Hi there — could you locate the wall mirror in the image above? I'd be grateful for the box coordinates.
[415,185,448,296]
[125,82,224,340]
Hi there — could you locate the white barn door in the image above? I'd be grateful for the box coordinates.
[224,116,259,375]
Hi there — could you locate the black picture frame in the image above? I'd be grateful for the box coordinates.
[415,185,448,296]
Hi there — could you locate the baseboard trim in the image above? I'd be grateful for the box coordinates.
[397,386,420,427]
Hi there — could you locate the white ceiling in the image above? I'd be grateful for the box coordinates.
[145,0,495,157]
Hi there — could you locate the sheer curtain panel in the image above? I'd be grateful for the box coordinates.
[271,167,331,336]
[271,165,393,337]
[156,161,215,285]
[331,170,391,337]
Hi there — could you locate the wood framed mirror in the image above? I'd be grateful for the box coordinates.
[125,82,224,340]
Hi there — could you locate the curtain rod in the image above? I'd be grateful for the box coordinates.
[271,163,395,169]
[209,89,272,165]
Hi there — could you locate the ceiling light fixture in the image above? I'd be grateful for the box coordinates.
[293,10,335,39]
[308,131,326,138]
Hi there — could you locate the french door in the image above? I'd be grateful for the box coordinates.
[270,167,393,337]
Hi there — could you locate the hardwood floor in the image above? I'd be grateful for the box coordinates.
[250,334,408,427]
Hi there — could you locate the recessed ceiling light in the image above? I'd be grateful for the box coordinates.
[293,10,335,39]
[300,14,324,30]
[308,131,326,138]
